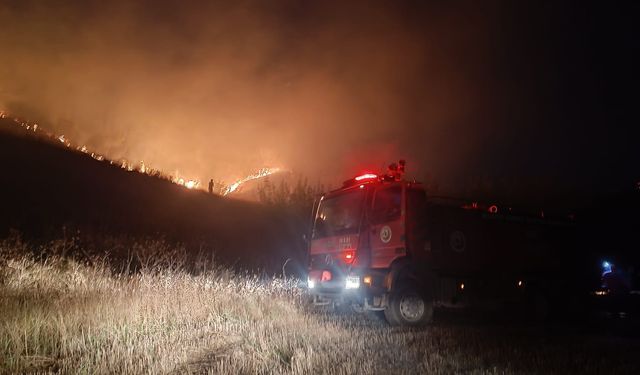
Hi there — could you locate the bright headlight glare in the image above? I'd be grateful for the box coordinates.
[307,278,316,289]
[345,276,360,289]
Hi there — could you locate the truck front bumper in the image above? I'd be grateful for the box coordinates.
[307,271,389,308]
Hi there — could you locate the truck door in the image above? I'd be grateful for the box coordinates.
[369,185,405,268]
[406,188,428,261]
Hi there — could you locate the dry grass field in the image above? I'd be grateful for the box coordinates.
[1,238,639,374]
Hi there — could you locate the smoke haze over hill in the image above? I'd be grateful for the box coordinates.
[1,1,637,194]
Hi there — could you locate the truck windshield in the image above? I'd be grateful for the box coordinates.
[313,189,365,239]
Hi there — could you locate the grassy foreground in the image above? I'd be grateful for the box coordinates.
[1,240,639,374]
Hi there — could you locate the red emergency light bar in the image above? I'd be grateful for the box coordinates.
[342,173,380,188]
[343,161,408,188]
[354,173,378,181]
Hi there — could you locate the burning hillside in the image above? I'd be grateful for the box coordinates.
[0,110,281,197]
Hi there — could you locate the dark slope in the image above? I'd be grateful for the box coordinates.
[0,119,304,271]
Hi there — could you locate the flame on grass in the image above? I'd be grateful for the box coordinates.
[2,109,279,194]
[3,110,203,189]
[223,167,281,195]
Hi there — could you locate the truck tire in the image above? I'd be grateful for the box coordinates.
[384,284,434,326]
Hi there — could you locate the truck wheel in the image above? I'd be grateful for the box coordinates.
[384,284,434,326]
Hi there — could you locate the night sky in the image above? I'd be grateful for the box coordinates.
[0,1,637,198]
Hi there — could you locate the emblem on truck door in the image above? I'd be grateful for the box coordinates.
[380,226,392,243]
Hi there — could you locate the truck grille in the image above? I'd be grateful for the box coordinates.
[310,254,336,269]
[309,254,346,278]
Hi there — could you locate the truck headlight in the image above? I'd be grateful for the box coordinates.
[307,277,316,289]
[345,275,360,289]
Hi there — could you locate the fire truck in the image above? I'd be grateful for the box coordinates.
[306,161,592,326]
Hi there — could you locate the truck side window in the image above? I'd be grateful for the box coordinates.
[371,186,402,224]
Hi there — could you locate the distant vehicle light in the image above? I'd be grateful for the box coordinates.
[345,275,360,289]
[517,280,524,287]
[459,283,465,290]
[307,277,316,289]
[354,173,377,181]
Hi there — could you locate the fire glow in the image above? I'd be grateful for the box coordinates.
[2,110,280,195]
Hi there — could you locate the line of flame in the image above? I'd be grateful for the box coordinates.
[2,109,282,195]
[2,110,202,189]
[223,167,281,195]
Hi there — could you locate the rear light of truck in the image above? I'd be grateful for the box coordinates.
[341,250,356,264]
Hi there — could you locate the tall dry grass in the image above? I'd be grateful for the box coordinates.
[1,237,639,374]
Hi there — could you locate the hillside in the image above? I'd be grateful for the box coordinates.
[0,119,305,271]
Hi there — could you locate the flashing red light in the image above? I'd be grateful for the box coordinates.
[341,250,356,264]
[354,173,377,181]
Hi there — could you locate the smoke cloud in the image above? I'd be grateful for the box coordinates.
[1,1,634,194]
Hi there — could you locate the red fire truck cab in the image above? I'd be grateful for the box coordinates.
[307,161,587,326]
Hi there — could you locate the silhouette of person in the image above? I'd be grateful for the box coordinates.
[208,179,214,194]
